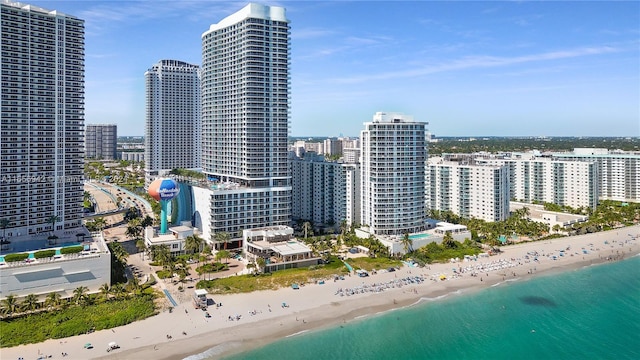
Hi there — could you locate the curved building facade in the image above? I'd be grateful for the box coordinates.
[361,112,428,236]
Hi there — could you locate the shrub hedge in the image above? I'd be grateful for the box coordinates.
[34,250,56,259]
[3,253,29,263]
[60,246,83,255]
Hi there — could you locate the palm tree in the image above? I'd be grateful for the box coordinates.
[111,283,125,300]
[214,232,231,250]
[21,294,39,312]
[246,262,256,275]
[185,235,203,255]
[302,221,313,239]
[136,239,147,259]
[442,231,456,249]
[140,215,154,228]
[1,294,18,316]
[46,215,60,235]
[216,249,231,264]
[125,218,142,239]
[73,286,88,305]
[339,220,349,239]
[44,292,62,309]
[0,218,11,241]
[93,217,107,234]
[256,257,266,274]
[401,233,413,254]
[127,276,142,296]
[99,283,111,301]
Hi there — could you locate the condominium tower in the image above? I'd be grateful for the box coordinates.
[552,148,639,202]
[474,155,599,209]
[360,112,427,236]
[0,1,84,236]
[144,60,201,183]
[427,157,510,222]
[201,4,291,242]
[85,124,117,160]
[290,153,361,229]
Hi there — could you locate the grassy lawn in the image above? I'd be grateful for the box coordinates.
[0,295,157,347]
[346,257,402,271]
[198,256,350,294]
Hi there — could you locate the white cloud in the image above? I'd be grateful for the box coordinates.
[329,45,621,84]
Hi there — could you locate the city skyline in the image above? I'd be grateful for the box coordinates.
[30,0,640,137]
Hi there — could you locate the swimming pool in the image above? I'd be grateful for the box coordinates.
[408,233,431,241]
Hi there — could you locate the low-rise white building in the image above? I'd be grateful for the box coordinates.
[510,202,588,231]
[145,222,196,255]
[242,226,320,272]
[0,231,111,300]
[355,222,472,256]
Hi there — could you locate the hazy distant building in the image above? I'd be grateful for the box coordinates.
[427,157,510,222]
[0,0,85,236]
[85,124,117,160]
[201,4,291,244]
[342,148,360,164]
[552,148,639,203]
[121,152,144,162]
[360,112,427,235]
[323,138,343,157]
[144,59,201,184]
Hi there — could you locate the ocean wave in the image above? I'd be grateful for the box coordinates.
[182,341,243,360]
[417,289,463,303]
[286,330,309,338]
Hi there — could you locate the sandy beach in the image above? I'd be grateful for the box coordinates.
[2,225,639,360]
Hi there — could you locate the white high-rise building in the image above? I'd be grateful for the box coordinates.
[201,4,291,245]
[475,155,599,209]
[290,153,360,229]
[360,112,427,236]
[85,124,117,160]
[144,60,201,184]
[427,158,510,222]
[1,1,85,236]
[552,148,639,202]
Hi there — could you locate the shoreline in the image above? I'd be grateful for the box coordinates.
[2,226,639,360]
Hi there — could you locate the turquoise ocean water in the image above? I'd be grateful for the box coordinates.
[192,256,640,360]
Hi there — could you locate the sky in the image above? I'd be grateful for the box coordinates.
[30,0,640,137]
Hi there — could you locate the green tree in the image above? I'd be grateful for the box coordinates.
[44,292,62,309]
[442,231,456,249]
[93,217,107,233]
[99,283,111,301]
[73,286,88,305]
[401,233,413,254]
[214,232,231,250]
[0,218,11,241]
[302,221,313,239]
[185,235,204,255]
[1,294,19,316]
[216,249,231,264]
[135,239,147,259]
[21,294,39,312]
[46,215,60,235]
[256,257,266,274]
[125,218,143,239]
[140,215,154,228]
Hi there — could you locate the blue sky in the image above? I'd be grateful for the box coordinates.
[33,1,639,137]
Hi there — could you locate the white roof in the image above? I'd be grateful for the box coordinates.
[194,289,208,296]
[272,242,311,256]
